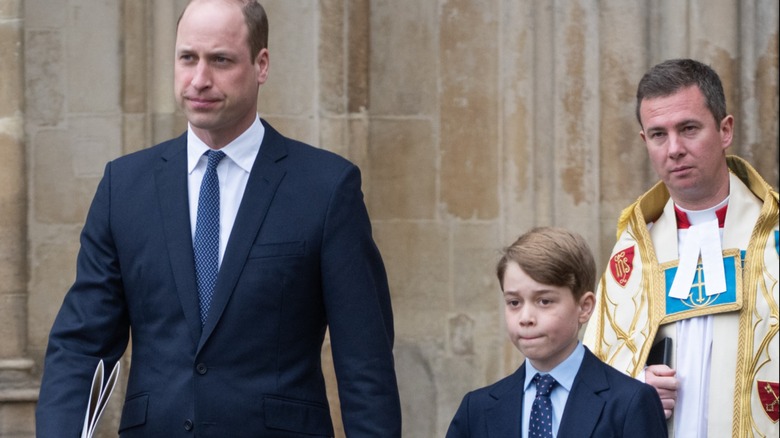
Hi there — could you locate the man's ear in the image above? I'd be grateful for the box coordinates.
[719,114,734,151]
[255,48,269,85]
[578,291,596,324]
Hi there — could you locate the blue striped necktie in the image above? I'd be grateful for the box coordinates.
[194,150,226,325]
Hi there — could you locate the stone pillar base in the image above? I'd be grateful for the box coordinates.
[0,359,39,438]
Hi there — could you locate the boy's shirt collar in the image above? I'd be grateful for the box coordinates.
[523,342,584,393]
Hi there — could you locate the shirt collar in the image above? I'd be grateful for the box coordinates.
[523,342,585,393]
[187,115,264,174]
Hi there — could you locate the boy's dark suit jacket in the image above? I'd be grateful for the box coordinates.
[446,347,667,437]
[36,120,401,437]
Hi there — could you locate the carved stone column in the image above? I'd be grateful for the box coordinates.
[0,0,36,436]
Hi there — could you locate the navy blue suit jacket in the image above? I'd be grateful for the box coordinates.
[36,120,401,437]
[446,348,667,437]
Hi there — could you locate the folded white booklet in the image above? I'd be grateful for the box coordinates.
[81,360,121,438]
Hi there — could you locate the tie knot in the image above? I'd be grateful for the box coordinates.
[205,150,226,171]
[533,373,557,396]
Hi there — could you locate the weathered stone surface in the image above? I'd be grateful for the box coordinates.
[453,223,501,312]
[260,0,317,116]
[0,295,25,357]
[0,0,20,18]
[370,0,437,116]
[24,30,65,126]
[32,117,120,224]
[368,118,436,220]
[66,0,121,113]
[0,20,22,118]
[439,0,499,220]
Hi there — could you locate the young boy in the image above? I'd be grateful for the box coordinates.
[446,227,667,437]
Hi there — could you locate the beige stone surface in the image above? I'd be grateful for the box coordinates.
[318,0,346,115]
[452,223,501,313]
[0,21,22,118]
[440,0,500,220]
[122,0,148,115]
[370,0,437,116]
[0,402,35,437]
[0,295,25,358]
[66,0,121,113]
[260,0,317,116]
[24,30,65,127]
[31,120,120,224]
[368,118,437,220]
[0,0,20,18]
[373,221,449,340]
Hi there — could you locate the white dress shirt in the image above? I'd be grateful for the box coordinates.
[522,342,585,437]
[187,116,264,267]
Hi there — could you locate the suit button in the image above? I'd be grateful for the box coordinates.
[196,363,207,374]
[184,419,194,431]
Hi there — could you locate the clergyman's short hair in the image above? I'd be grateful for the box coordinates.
[635,58,727,127]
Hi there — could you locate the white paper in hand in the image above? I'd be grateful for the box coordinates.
[81,360,121,438]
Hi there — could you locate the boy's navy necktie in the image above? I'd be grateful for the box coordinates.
[528,373,557,438]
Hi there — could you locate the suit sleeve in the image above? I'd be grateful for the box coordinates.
[319,163,402,436]
[446,393,473,438]
[622,382,669,437]
[35,162,130,437]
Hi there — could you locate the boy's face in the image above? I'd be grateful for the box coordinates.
[502,261,595,372]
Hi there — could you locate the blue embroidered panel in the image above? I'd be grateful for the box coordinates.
[664,255,738,316]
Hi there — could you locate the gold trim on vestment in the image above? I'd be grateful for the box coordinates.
[732,165,779,437]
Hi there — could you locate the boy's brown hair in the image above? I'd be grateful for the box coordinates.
[496,227,596,299]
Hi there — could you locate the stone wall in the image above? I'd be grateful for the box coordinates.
[8,0,779,437]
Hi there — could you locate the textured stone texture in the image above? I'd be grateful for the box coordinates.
[368,119,437,219]
[440,0,500,220]
[370,0,437,116]
[13,1,780,437]
[2,2,33,437]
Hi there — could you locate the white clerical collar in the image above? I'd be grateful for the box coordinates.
[668,196,730,300]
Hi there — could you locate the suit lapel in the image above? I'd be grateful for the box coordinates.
[197,121,288,351]
[486,365,526,437]
[558,349,607,438]
[155,133,202,345]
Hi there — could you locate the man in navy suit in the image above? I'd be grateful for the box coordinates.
[35,0,401,436]
[446,228,666,437]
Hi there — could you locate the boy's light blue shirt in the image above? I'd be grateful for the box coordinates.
[521,342,585,438]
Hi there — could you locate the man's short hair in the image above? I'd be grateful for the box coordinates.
[636,58,727,127]
[178,0,268,60]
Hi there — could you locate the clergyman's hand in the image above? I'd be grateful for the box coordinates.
[645,364,677,419]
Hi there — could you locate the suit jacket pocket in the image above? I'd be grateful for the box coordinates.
[264,395,333,436]
[248,241,306,259]
[118,393,148,432]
